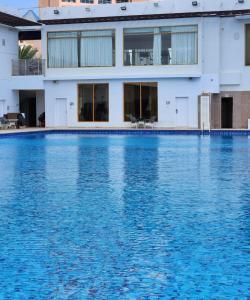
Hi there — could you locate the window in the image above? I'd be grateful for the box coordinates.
[80,30,114,67]
[48,30,115,68]
[80,0,94,3]
[124,28,154,66]
[124,25,198,66]
[98,0,111,3]
[246,25,250,65]
[124,83,158,121]
[48,32,78,68]
[78,84,109,122]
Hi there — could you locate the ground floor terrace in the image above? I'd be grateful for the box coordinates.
[43,79,250,129]
[2,79,250,129]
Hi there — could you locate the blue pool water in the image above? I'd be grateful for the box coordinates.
[0,133,249,299]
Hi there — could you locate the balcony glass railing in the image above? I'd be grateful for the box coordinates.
[12,59,45,76]
[124,49,154,66]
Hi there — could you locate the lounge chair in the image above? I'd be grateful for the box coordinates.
[0,117,11,130]
[127,114,138,128]
[145,116,156,128]
[137,118,145,128]
[4,113,19,129]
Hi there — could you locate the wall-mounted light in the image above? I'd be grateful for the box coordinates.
[120,6,127,11]
[54,9,59,15]
[192,1,198,6]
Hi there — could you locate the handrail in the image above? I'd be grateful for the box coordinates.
[12,59,45,76]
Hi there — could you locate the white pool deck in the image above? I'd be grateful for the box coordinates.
[0,127,250,135]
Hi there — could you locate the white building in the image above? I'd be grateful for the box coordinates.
[0,9,43,126]
[5,0,250,128]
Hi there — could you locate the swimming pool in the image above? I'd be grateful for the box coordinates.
[0,133,249,298]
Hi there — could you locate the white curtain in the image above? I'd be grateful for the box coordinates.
[171,26,197,65]
[153,28,161,65]
[80,30,113,67]
[48,32,78,68]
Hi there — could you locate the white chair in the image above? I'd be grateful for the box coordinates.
[145,116,156,129]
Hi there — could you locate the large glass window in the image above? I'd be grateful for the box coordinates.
[80,30,114,67]
[246,25,250,65]
[48,30,115,68]
[47,32,78,68]
[124,28,154,66]
[124,83,158,121]
[78,84,109,122]
[124,25,198,66]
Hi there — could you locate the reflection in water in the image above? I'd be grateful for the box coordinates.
[0,134,249,298]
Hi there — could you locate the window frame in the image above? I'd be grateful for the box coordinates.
[123,82,158,122]
[123,24,199,67]
[78,83,109,122]
[47,29,116,69]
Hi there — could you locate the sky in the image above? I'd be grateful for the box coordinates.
[0,0,37,13]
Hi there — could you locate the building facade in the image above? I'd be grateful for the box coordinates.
[0,10,39,120]
[39,0,147,9]
[5,0,250,129]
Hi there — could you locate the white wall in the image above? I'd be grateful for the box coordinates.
[0,24,19,116]
[45,78,202,128]
[40,0,250,21]
[41,14,220,128]
[42,17,203,81]
[219,17,250,92]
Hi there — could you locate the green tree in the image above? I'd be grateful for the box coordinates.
[19,45,38,59]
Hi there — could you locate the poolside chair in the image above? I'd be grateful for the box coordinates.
[137,118,145,129]
[0,117,10,130]
[4,113,19,129]
[127,114,138,128]
[145,116,156,129]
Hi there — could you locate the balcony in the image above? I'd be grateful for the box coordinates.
[12,59,45,76]
[124,49,154,66]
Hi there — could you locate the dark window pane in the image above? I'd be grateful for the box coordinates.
[246,25,250,65]
[141,83,158,121]
[94,84,109,121]
[79,85,93,121]
[124,29,154,66]
[124,84,140,121]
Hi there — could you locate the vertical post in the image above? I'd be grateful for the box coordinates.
[140,84,142,119]
[93,84,95,122]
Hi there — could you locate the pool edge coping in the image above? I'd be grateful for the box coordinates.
[0,128,250,137]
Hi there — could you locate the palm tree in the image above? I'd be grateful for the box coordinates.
[19,45,38,59]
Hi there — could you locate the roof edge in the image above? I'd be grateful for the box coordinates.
[39,9,250,25]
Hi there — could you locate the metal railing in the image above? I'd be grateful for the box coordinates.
[124,49,154,66]
[12,59,45,76]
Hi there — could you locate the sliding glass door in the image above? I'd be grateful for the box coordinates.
[124,83,158,121]
[78,84,109,122]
